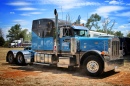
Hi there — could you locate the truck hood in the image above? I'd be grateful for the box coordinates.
[74,37,110,52]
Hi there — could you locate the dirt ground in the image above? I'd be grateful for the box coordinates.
[0,48,130,86]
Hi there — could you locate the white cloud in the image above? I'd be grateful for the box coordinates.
[7,1,32,6]
[115,24,130,33]
[76,2,101,7]
[40,9,46,11]
[20,12,42,16]
[15,7,37,11]
[109,0,120,5]
[113,23,130,36]
[119,24,130,28]
[105,0,110,3]
[13,20,29,26]
[20,14,30,16]
[10,12,15,14]
[118,25,126,29]
[117,11,130,17]
[104,0,124,5]
[41,0,101,10]
[92,6,124,17]
[126,3,130,5]
[30,12,42,14]
[81,19,87,24]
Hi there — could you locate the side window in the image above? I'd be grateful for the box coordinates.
[63,28,72,37]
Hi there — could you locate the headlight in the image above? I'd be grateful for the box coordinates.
[101,51,109,56]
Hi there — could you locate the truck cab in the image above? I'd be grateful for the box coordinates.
[31,18,123,76]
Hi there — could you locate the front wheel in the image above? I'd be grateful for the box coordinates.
[83,55,103,77]
[16,53,25,65]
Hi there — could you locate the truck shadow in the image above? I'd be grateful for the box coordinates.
[8,64,119,79]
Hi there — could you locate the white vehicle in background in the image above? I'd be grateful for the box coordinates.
[10,40,22,47]
[89,30,114,37]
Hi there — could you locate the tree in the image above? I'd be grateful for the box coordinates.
[102,18,115,34]
[6,24,31,41]
[127,32,130,37]
[0,28,3,37]
[0,28,5,46]
[0,36,5,46]
[65,13,74,24]
[6,24,22,41]
[114,31,123,37]
[19,29,28,40]
[86,13,101,30]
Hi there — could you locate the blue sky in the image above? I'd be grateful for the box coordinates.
[0,0,130,39]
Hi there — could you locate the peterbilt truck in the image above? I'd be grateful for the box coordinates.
[6,9,124,76]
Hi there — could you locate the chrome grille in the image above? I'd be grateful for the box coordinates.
[112,41,120,57]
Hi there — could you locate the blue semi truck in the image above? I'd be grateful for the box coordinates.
[6,9,124,76]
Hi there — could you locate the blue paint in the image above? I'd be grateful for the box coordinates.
[59,37,71,51]
[32,30,110,53]
[32,32,54,50]
[75,37,110,52]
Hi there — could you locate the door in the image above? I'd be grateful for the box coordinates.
[59,27,73,52]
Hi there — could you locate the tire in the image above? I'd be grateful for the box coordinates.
[68,66,74,71]
[16,53,25,65]
[7,52,14,64]
[83,55,103,77]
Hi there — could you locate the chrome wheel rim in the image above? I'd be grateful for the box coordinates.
[87,60,99,73]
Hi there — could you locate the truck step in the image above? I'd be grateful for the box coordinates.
[33,62,50,66]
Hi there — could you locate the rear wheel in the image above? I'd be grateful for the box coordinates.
[83,55,103,77]
[16,53,25,65]
[7,52,14,64]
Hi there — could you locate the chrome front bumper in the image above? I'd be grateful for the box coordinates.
[104,56,124,72]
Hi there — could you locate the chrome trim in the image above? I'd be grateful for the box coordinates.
[57,57,70,68]
[103,37,123,72]
[87,60,99,73]
[40,54,45,62]
[34,52,41,62]
[48,55,52,63]
[44,54,48,63]
[71,38,77,55]
[104,56,124,72]
[34,53,52,64]
[18,51,32,64]
[109,37,120,60]
[24,54,31,63]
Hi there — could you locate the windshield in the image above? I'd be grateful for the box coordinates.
[74,29,88,37]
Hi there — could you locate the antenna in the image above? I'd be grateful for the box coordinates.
[61,6,63,20]
[66,14,67,25]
